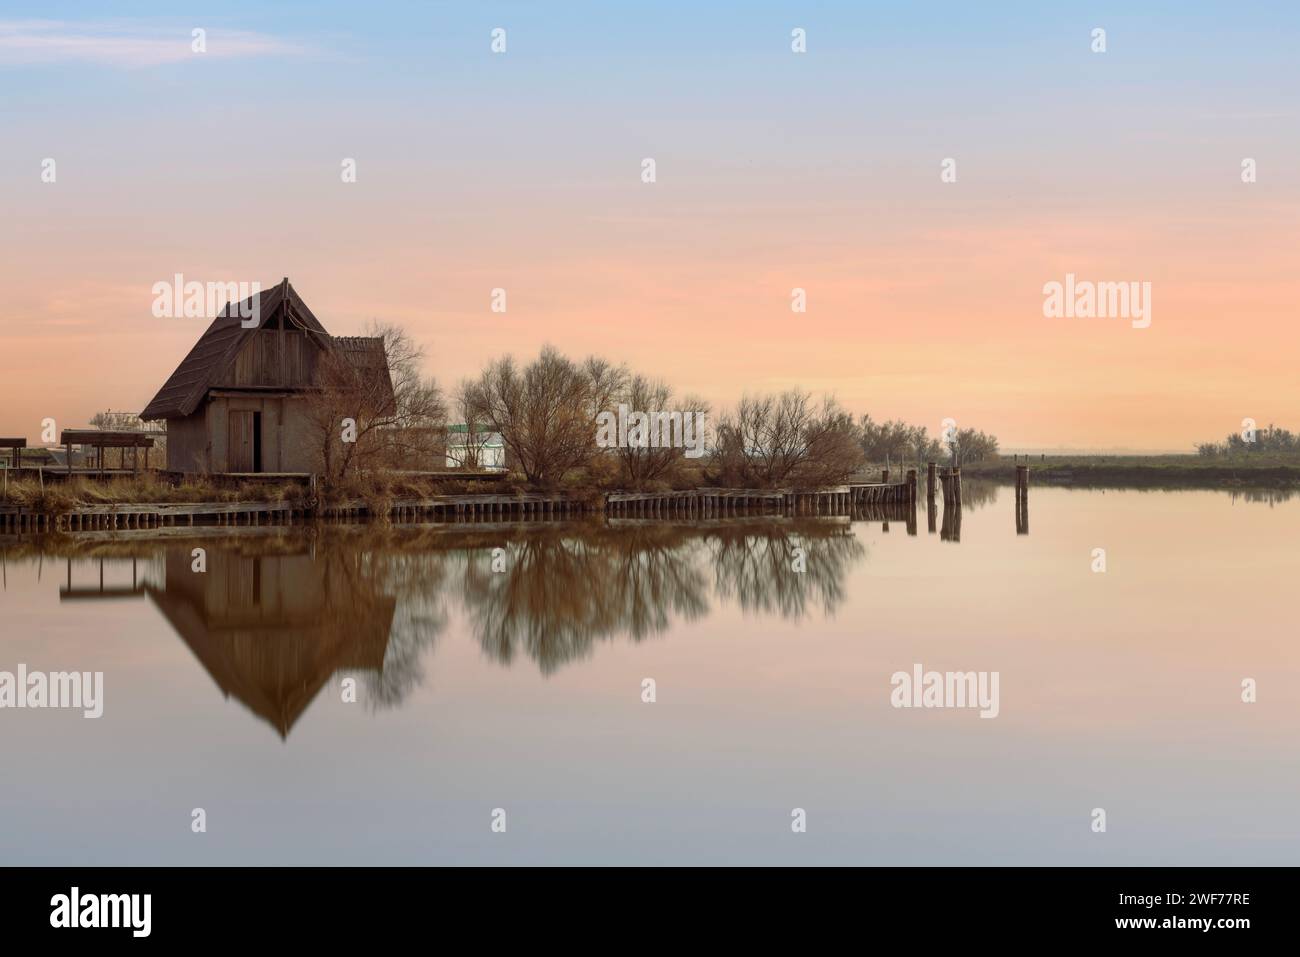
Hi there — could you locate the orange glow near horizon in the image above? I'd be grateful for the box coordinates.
[2,9,1298,453]
[3,194,1296,452]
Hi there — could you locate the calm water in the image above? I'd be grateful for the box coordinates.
[2,484,1297,865]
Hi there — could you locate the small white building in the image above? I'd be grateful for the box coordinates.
[445,425,507,470]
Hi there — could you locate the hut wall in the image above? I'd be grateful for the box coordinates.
[165,411,210,473]
[204,395,317,473]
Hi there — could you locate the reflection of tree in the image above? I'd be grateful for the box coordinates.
[458,525,710,675]
[455,519,865,673]
[355,543,451,709]
[1229,488,1298,506]
[28,517,869,704]
[708,520,865,619]
[956,479,999,510]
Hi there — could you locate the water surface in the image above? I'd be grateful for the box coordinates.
[2,485,1296,864]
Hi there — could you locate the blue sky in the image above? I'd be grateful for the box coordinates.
[2,2,1298,448]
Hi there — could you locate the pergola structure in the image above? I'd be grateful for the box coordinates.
[0,437,25,468]
[60,429,156,476]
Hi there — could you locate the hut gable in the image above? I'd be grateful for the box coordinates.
[141,279,330,421]
[139,279,400,474]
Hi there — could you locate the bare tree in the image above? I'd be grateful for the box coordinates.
[613,374,710,487]
[952,427,998,464]
[582,356,629,421]
[714,391,863,488]
[303,322,446,483]
[859,416,943,469]
[466,346,621,486]
[446,379,492,469]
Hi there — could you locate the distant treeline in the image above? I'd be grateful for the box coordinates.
[858,417,999,468]
[1197,425,1300,458]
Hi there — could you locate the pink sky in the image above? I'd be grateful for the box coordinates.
[2,9,1297,451]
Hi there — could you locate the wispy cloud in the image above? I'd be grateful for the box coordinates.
[0,19,308,67]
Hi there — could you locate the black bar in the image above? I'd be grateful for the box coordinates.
[0,867,1280,944]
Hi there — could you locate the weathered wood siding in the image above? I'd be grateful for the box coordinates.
[227,410,256,472]
[218,327,320,389]
[204,395,317,473]
[164,411,210,473]
[163,325,326,474]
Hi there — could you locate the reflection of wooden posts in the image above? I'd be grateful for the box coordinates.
[905,468,918,535]
[940,495,962,542]
[939,467,962,542]
[1015,464,1029,535]
[926,461,937,533]
[940,468,962,508]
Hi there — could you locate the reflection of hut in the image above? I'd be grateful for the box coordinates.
[146,548,395,738]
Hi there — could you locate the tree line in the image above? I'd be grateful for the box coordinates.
[1198,424,1300,458]
[307,337,999,489]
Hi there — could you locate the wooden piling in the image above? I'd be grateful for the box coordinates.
[1015,464,1029,535]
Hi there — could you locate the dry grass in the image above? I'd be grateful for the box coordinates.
[2,466,718,519]
[0,474,309,515]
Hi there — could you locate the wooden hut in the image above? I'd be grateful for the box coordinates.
[140,279,392,474]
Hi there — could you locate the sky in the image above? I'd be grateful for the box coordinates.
[1,1,1297,451]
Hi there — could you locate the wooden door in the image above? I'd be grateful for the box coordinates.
[228,411,254,472]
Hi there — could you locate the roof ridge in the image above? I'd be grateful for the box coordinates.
[141,281,330,421]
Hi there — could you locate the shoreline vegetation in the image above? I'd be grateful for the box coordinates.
[3,452,1300,523]
[7,345,1300,517]
[966,455,1300,489]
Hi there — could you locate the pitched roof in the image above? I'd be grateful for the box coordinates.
[331,335,396,410]
[140,279,329,420]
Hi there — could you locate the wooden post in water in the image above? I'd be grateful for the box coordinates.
[881,468,890,484]
[951,466,962,507]
[924,462,937,533]
[1015,464,1029,535]
[905,468,918,535]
